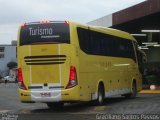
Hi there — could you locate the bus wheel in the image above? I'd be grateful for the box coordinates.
[47,102,64,109]
[125,81,137,99]
[96,84,105,105]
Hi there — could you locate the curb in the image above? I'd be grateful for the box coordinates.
[139,90,160,94]
[0,110,10,114]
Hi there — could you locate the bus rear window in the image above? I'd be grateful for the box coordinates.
[20,23,70,45]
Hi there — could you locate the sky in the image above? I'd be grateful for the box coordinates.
[0,0,146,44]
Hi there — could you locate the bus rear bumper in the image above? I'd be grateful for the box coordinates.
[19,86,79,103]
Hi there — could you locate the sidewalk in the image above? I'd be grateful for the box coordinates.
[139,85,160,94]
[139,90,160,94]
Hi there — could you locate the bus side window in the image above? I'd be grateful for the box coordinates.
[77,27,90,54]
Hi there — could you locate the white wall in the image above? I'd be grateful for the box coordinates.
[87,14,113,27]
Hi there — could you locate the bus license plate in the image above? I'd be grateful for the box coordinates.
[40,92,51,97]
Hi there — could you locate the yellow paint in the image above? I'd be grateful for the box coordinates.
[93,106,107,111]
[17,21,142,103]
[139,90,160,94]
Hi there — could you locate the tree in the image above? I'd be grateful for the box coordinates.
[7,61,17,69]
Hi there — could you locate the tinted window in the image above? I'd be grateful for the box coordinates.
[77,27,136,61]
[20,23,70,45]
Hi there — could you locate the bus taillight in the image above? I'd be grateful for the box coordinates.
[18,68,27,90]
[66,66,78,89]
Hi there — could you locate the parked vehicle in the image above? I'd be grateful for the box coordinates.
[1,76,16,83]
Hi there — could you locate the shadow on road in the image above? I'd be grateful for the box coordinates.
[30,96,140,113]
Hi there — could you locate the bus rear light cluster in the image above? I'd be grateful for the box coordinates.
[64,21,69,24]
[66,66,78,89]
[40,21,49,24]
[21,23,26,27]
[18,68,27,90]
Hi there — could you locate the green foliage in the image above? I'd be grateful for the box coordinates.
[7,61,17,69]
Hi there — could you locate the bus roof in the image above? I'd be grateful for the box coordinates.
[20,21,137,42]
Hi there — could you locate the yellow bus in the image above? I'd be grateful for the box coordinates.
[17,21,142,108]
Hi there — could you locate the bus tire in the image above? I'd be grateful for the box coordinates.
[125,81,137,99]
[46,102,64,109]
[96,83,105,105]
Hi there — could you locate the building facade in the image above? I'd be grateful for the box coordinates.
[0,45,17,77]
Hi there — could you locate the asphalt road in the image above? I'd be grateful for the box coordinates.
[0,83,160,120]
